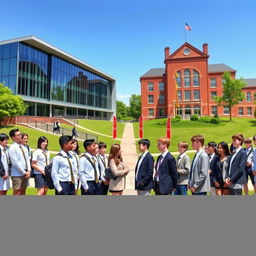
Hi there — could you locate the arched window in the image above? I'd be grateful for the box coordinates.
[246,92,251,102]
[184,69,191,87]
[193,70,200,87]
[193,105,201,115]
[176,71,182,88]
[185,105,191,115]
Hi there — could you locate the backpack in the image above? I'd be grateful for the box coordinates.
[45,153,62,190]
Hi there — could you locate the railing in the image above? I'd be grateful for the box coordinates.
[17,117,98,141]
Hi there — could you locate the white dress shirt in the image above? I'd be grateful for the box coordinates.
[51,150,78,193]
[9,142,31,176]
[136,151,148,181]
[97,154,108,179]
[32,149,50,174]
[79,152,103,191]
[0,145,10,190]
[155,150,169,182]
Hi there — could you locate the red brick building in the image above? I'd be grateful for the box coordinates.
[140,42,256,119]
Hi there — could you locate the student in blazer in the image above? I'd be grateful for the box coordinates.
[189,135,210,195]
[174,141,191,195]
[154,137,178,195]
[225,134,247,195]
[135,139,154,195]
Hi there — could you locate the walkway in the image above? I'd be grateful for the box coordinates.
[121,123,138,195]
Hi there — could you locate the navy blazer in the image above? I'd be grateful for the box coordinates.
[154,152,178,195]
[135,152,154,191]
[227,148,247,185]
[209,154,219,187]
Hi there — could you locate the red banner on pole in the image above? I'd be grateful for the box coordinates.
[166,116,171,139]
[139,116,144,139]
[112,116,117,139]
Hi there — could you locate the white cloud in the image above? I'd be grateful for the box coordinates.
[117,94,131,99]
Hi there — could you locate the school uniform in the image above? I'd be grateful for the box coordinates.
[227,146,247,195]
[0,145,11,191]
[79,152,105,195]
[135,151,154,195]
[32,148,50,189]
[244,147,255,186]
[51,150,78,195]
[154,151,178,195]
[97,154,109,195]
[9,142,31,190]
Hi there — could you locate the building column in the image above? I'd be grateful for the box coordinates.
[64,107,67,117]
[49,105,52,117]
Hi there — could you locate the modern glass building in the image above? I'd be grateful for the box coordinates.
[0,36,116,120]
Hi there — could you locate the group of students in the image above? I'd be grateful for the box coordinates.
[0,128,255,196]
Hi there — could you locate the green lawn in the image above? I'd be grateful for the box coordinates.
[0,125,64,152]
[134,118,256,153]
[77,119,125,138]
[0,124,122,155]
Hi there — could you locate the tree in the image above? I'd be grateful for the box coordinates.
[0,83,27,126]
[129,94,141,120]
[214,72,246,121]
[116,101,128,120]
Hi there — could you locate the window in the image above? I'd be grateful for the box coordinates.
[210,78,217,88]
[193,105,201,115]
[222,78,225,88]
[247,107,252,115]
[158,108,165,117]
[176,71,182,88]
[148,95,154,104]
[148,82,154,92]
[159,95,165,104]
[246,92,251,102]
[176,108,182,116]
[193,90,200,100]
[184,69,191,87]
[238,107,244,116]
[224,106,230,115]
[193,70,200,87]
[177,91,182,101]
[148,108,154,117]
[211,106,217,115]
[184,91,191,100]
[158,82,165,91]
[211,91,217,99]
[185,105,191,115]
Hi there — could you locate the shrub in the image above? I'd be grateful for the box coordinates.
[210,117,221,125]
[190,114,199,121]
[171,117,182,123]
[175,115,182,120]
[254,108,256,118]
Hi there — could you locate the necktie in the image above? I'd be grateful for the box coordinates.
[19,145,28,171]
[92,157,99,183]
[156,155,163,178]
[66,153,75,184]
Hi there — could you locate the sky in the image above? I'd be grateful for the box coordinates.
[1,0,256,105]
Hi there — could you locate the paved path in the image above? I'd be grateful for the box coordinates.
[121,123,138,195]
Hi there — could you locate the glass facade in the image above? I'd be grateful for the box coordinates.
[0,41,114,118]
[0,43,18,92]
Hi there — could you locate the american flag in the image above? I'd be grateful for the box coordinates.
[185,22,192,31]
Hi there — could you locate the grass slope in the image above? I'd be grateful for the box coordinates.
[134,118,256,153]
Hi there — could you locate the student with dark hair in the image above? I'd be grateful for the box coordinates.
[70,139,80,170]
[206,141,218,196]
[0,133,11,195]
[135,139,154,195]
[97,142,109,195]
[252,136,256,180]
[21,133,31,161]
[108,144,129,195]
[154,137,178,195]
[225,134,247,195]
[51,136,78,195]
[31,136,50,195]
[79,139,105,195]
[243,138,255,195]
[9,129,31,195]
[189,135,210,195]
[213,142,230,195]
[174,141,190,195]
